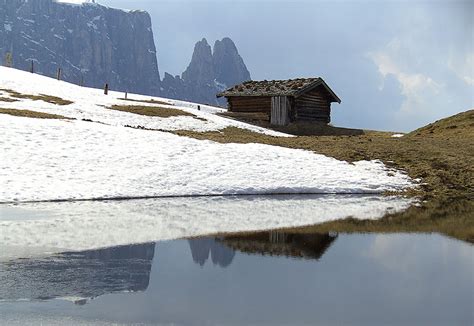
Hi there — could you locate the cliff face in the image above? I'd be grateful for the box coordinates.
[162,37,251,106]
[0,0,161,95]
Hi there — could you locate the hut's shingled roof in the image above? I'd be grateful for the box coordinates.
[217,77,341,103]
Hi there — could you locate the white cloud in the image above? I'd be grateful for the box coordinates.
[366,2,473,129]
[448,51,474,86]
[369,48,442,114]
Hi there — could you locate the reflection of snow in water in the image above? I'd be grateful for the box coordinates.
[0,195,414,259]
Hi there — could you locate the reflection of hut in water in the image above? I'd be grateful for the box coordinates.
[0,243,155,303]
[188,238,235,268]
[220,231,338,260]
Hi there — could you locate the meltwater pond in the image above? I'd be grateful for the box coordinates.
[0,233,472,326]
[0,195,472,325]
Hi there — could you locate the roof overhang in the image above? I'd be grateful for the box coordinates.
[294,79,341,104]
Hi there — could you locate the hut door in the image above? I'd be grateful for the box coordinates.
[271,96,290,126]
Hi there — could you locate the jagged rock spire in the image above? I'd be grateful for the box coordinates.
[161,37,251,106]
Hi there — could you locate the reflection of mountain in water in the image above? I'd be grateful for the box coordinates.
[0,243,155,302]
[220,232,338,260]
[188,238,236,268]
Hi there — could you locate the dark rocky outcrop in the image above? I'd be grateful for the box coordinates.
[161,37,251,106]
[0,0,161,95]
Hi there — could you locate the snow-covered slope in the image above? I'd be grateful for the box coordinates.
[0,67,416,203]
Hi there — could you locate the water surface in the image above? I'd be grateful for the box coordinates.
[0,231,472,326]
[0,195,472,325]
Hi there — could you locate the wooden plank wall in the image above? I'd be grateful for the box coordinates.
[271,96,290,126]
[228,96,272,113]
[295,87,331,123]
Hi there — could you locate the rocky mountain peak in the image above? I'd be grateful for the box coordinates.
[161,37,251,106]
[181,38,214,86]
[213,37,250,87]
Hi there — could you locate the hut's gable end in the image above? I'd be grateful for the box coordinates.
[294,86,332,123]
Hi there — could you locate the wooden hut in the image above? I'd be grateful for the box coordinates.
[217,78,341,126]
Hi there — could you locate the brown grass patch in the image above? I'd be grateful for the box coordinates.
[108,104,197,118]
[0,97,18,103]
[175,110,474,200]
[0,89,73,105]
[0,108,72,120]
[118,98,172,106]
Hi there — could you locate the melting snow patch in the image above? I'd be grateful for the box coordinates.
[0,115,415,203]
[391,134,405,138]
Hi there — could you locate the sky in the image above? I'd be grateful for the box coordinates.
[99,0,472,131]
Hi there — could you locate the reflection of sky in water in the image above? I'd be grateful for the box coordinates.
[0,233,472,326]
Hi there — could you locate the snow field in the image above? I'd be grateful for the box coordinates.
[0,66,288,136]
[0,115,415,203]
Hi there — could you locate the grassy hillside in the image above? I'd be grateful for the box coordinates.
[411,109,474,137]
